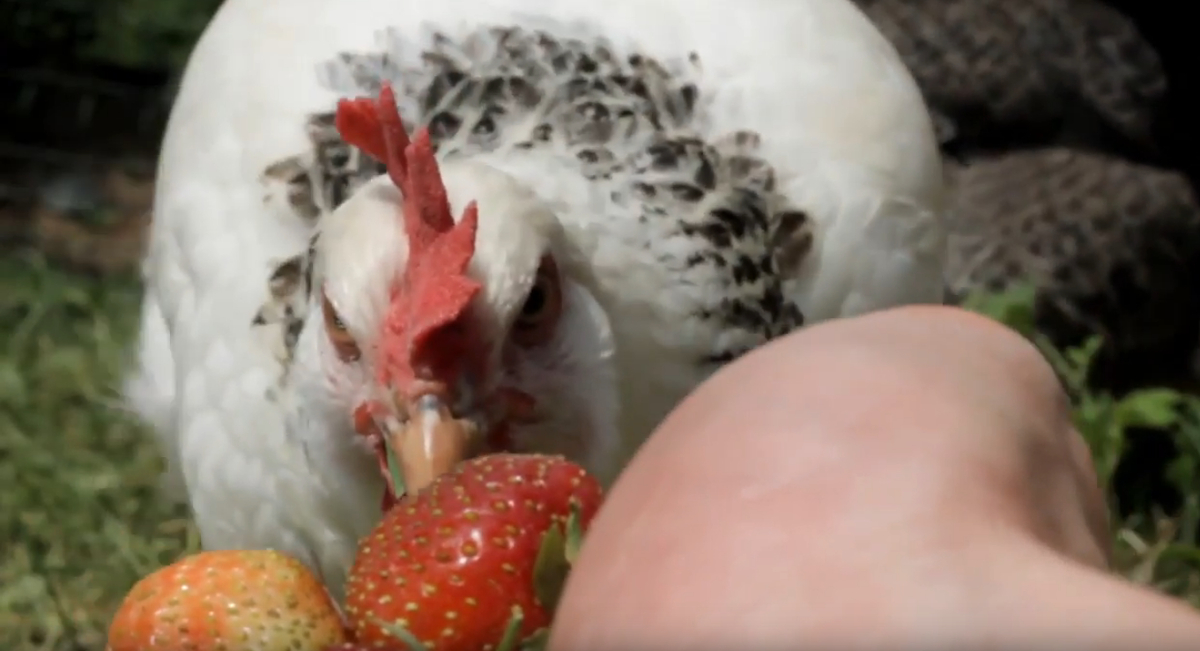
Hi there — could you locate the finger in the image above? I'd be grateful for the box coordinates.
[550,305,1108,650]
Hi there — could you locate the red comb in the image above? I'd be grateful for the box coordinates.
[335,83,482,388]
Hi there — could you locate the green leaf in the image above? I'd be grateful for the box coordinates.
[1115,389,1184,430]
[532,522,570,614]
[962,282,1038,337]
[0,361,28,405]
[1174,404,1200,459]
[1162,542,1200,568]
[1168,456,1198,493]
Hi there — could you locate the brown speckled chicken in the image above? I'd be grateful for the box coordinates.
[944,148,1200,388]
[855,0,1200,389]
[854,0,1168,159]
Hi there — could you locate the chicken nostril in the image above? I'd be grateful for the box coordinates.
[397,378,452,405]
[416,394,441,413]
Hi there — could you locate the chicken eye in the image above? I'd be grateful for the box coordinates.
[321,288,361,362]
[512,255,562,347]
[520,285,547,319]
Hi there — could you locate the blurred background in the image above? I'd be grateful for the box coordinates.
[2,0,1200,648]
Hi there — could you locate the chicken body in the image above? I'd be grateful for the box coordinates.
[855,0,1167,159]
[853,0,1200,390]
[125,0,946,600]
[944,149,1200,390]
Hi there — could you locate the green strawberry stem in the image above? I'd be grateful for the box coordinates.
[383,434,407,498]
[532,520,570,614]
[517,628,550,651]
[532,499,590,616]
[495,606,524,651]
[373,605,533,651]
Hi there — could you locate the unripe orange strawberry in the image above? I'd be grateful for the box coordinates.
[107,549,348,651]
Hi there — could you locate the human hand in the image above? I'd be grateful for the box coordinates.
[549,306,1200,650]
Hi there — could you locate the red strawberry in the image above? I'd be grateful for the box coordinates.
[344,453,603,651]
[322,645,404,651]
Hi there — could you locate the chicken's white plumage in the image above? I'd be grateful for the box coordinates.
[127,0,945,600]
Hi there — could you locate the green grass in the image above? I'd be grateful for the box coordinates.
[0,250,198,651]
[2,252,1200,650]
[965,285,1200,604]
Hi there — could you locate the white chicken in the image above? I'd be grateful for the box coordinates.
[125,0,946,600]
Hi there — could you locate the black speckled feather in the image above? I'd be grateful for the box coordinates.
[252,24,817,377]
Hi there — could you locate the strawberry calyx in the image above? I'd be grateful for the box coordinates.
[564,501,585,565]
[374,606,546,651]
[531,501,586,615]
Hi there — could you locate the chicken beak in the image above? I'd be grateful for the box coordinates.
[384,393,477,496]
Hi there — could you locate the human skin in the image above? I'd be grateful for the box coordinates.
[549,306,1200,651]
